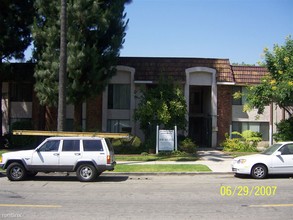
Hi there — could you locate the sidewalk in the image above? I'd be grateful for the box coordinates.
[117,149,233,173]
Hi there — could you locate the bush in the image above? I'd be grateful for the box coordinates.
[179,138,197,154]
[10,120,36,148]
[112,135,143,154]
[274,117,293,141]
[221,130,262,152]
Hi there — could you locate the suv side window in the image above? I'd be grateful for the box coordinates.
[38,140,60,152]
[83,140,103,151]
[62,140,80,152]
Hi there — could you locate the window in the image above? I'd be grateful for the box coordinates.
[83,140,103,151]
[232,122,269,141]
[232,86,247,105]
[39,140,60,152]
[108,84,130,109]
[62,140,80,151]
[280,144,293,155]
[107,119,130,132]
[10,83,33,102]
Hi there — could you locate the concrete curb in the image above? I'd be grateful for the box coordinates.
[0,171,234,178]
[102,172,234,176]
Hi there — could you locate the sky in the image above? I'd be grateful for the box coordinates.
[119,0,293,65]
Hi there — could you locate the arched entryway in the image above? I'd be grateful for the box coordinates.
[185,67,217,148]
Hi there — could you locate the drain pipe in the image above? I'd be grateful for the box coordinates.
[269,103,273,145]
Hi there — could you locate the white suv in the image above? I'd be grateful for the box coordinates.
[0,137,116,182]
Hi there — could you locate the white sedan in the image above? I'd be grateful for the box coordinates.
[231,142,293,179]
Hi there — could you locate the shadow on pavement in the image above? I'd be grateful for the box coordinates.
[0,172,6,178]
[0,173,129,182]
[234,173,293,179]
[29,174,129,182]
[197,149,233,162]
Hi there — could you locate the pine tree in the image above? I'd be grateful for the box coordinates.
[33,0,131,130]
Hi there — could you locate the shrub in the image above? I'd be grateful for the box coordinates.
[274,117,293,141]
[221,130,262,152]
[112,135,143,154]
[10,120,36,148]
[179,138,197,154]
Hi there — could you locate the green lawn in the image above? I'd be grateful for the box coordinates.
[115,154,198,162]
[113,164,211,173]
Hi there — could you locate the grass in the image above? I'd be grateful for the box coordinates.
[113,164,211,173]
[115,154,198,162]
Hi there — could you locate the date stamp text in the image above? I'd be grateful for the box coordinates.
[220,185,277,197]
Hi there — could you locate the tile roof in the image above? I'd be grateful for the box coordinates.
[1,63,35,81]
[231,66,268,84]
[118,57,234,82]
[118,57,268,85]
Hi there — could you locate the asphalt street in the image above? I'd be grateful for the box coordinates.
[0,173,292,220]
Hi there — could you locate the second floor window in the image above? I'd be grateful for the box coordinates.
[108,84,130,109]
[232,86,247,105]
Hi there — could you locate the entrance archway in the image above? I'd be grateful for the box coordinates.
[185,67,217,148]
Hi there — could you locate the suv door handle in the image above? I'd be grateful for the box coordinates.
[53,153,59,156]
[74,153,81,156]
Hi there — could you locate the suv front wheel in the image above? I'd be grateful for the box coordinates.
[7,162,27,181]
[76,164,97,182]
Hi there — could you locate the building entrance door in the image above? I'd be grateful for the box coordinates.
[188,86,212,147]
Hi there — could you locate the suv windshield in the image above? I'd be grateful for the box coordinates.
[261,144,282,155]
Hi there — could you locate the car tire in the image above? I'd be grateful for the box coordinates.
[251,164,267,179]
[6,162,27,181]
[76,164,97,182]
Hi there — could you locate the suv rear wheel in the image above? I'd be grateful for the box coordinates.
[7,162,27,181]
[76,164,97,182]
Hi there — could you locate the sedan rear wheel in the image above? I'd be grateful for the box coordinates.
[251,164,267,179]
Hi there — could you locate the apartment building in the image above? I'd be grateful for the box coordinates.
[1,57,288,147]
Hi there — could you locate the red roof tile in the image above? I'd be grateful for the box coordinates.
[118,57,268,85]
[231,66,268,84]
[118,57,234,82]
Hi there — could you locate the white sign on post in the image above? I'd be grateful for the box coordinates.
[156,126,177,154]
[159,130,174,151]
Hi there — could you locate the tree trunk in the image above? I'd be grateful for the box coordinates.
[57,0,67,131]
[45,106,57,131]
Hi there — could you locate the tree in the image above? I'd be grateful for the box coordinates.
[33,0,131,130]
[0,0,34,135]
[134,77,187,147]
[245,36,293,116]
[0,0,34,62]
